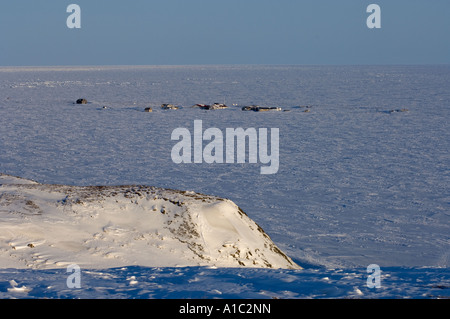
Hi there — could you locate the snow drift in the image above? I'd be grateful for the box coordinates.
[0,173,300,270]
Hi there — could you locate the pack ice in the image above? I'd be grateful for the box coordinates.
[0,173,300,270]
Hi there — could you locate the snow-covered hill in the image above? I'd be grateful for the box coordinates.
[0,173,299,270]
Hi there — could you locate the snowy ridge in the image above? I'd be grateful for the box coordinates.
[0,173,300,270]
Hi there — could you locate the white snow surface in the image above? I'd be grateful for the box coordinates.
[0,173,299,270]
[0,65,449,299]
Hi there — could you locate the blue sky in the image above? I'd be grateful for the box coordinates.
[0,0,449,66]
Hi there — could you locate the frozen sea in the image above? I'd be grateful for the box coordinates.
[0,65,449,299]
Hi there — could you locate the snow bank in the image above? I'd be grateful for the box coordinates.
[0,173,300,270]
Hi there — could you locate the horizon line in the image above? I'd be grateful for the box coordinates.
[1,63,449,70]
